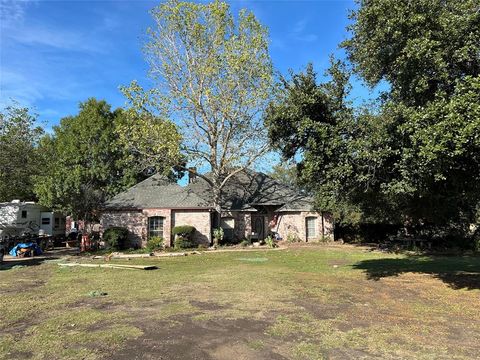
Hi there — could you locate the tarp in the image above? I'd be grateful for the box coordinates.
[9,242,42,257]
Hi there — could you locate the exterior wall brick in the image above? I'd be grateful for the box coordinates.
[101,208,335,247]
[101,208,210,248]
[275,211,334,242]
[100,210,145,248]
[172,210,211,245]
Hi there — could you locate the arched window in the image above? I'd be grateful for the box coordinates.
[306,217,317,240]
[148,216,164,238]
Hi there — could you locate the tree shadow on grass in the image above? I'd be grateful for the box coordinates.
[0,256,61,271]
[352,255,480,290]
[0,247,78,271]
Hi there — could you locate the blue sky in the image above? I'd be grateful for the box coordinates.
[0,0,378,133]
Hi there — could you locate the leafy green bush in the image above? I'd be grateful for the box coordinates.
[286,233,301,243]
[174,236,194,250]
[172,225,196,237]
[102,227,129,250]
[172,225,196,249]
[213,227,224,245]
[146,236,164,252]
[265,236,277,248]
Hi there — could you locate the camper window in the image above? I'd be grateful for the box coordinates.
[42,218,50,225]
[21,210,27,218]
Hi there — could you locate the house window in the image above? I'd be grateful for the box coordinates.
[306,217,317,240]
[21,210,27,218]
[148,216,164,238]
[221,217,235,241]
[42,217,50,225]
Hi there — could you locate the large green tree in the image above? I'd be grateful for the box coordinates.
[123,0,274,229]
[266,0,480,239]
[0,103,44,202]
[268,162,300,190]
[265,61,367,223]
[343,0,480,228]
[34,98,181,223]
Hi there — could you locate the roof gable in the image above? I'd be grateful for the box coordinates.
[104,173,208,210]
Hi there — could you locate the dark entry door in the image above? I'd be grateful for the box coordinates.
[251,216,265,240]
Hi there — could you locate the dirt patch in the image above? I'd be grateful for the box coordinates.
[110,314,287,360]
[0,279,47,295]
[189,301,228,311]
[296,298,349,321]
[328,347,376,359]
[6,350,33,360]
[72,298,117,311]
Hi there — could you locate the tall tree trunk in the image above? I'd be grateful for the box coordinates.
[212,186,222,245]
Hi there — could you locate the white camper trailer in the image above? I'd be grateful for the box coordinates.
[0,200,66,239]
[39,211,66,237]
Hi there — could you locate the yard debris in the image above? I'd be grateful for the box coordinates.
[9,242,42,257]
[58,263,158,270]
[88,290,108,297]
[90,251,201,260]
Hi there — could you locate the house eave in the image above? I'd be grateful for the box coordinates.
[102,206,213,212]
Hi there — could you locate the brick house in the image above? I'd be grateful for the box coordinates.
[100,170,334,248]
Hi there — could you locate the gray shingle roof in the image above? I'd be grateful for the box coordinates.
[103,173,209,210]
[186,170,314,212]
[103,170,315,212]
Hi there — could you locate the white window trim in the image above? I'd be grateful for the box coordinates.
[306,216,317,240]
[148,216,164,239]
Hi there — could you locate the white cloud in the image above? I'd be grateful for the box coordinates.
[7,25,109,53]
[292,19,307,34]
[1,0,111,53]
[0,70,43,108]
[0,52,98,110]
[0,0,116,110]
[290,19,318,43]
[0,0,29,28]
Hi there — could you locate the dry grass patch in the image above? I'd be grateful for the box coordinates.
[1,246,479,359]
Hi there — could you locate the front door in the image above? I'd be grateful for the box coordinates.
[251,215,265,240]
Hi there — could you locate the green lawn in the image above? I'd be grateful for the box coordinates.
[1,245,479,359]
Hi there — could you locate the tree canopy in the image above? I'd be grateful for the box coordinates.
[123,0,274,224]
[33,98,181,222]
[343,0,480,227]
[0,103,44,202]
[266,0,480,240]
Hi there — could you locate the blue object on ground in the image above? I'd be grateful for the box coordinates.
[9,242,42,257]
